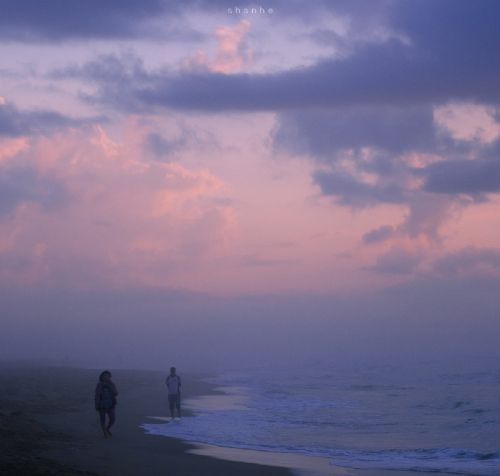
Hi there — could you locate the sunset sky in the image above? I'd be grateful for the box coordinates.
[1,1,500,369]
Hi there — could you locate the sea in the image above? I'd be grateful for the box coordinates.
[142,359,500,474]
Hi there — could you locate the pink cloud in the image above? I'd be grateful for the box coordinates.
[0,122,237,289]
[434,103,500,143]
[184,20,252,74]
[0,137,28,162]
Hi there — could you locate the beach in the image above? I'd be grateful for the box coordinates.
[0,364,371,476]
[0,363,476,476]
[0,364,294,476]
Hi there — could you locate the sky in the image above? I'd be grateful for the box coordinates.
[1,0,500,371]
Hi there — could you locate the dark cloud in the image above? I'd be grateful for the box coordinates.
[263,0,500,239]
[146,132,177,157]
[125,34,500,112]
[367,247,421,275]
[53,1,500,114]
[53,53,147,83]
[271,103,484,222]
[141,122,217,161]
[0,0,188,42]
[433,247,500,277]
[0,164,68,217]
[60,39,498,113]
[391,0,500,65]
[273,106,438,160]
[422,157,500,195]
[124,44,429,112]
[361,194,464,246]
[50,53,155,113]
[0,101,105,137]
[145,132,186,160]
[308,29,345,48]
[313,170,407,207]
[362,225,395,244]
[0,0,390,44]
[400,194,464,243]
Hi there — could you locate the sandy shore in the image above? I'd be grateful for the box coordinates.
[0,364,291,476]
[0,363,429,476]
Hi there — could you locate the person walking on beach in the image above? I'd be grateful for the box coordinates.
[165,366,181,420]
[95,370,118,438]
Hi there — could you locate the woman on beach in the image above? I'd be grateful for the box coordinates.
[95,370,118,438]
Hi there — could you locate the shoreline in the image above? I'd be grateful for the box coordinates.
[0,363,449,476]
[141,380,347,475]
[188,443,349,476]
[141,375,438,476]
[0,364,291,476]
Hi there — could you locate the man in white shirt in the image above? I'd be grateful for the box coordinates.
[165,366,181,420]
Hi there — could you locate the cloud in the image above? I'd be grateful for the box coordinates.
[313,170,407,207]
[145,132,187,160]
[273,107,442,212]
[51,39,489,113]
[185,20,252,74]
[38,1,499,113]
[390,0,500,64]
[0,163,68,217]
[48,1,497,252]
[116,29,500,112]
[52,52,149,84]
[422,156,500,195]
[360,193,466,247]
[367,246,422,275]
[0,137,28,162]
[35,1,500,251]
[400,193,467,242]
[0,99,104,137]
[273,106,439,159]
[278,105,476,242]
[51,0,500,117]
[0,0,388,45]
[0,123,236,289]
[0,0,198,42]
[362,225,395,244]
[138,116,217,161]
[433,103,500,143]
[432,247,500,277]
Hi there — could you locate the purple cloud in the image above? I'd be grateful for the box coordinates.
[0,0,185,42]
[362,225,395,244]
[313,170,407,207]
[0,164,69,217]
[0,101,105,137]
[367,247,422,275]
[433,247,500,276]
[423,155,500,195]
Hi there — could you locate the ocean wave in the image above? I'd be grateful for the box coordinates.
[329,448,500,475]
[142,367,500,475]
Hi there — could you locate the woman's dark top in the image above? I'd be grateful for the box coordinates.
[95,382,118,410]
